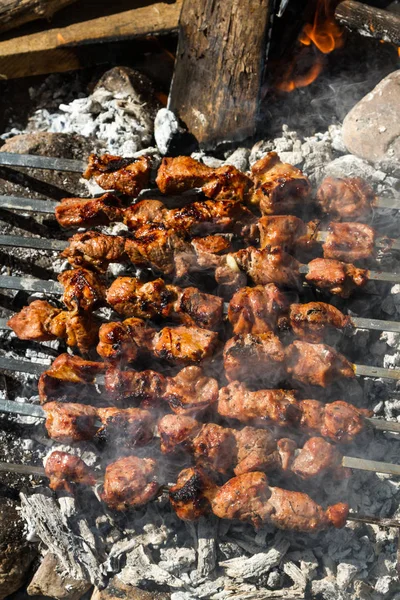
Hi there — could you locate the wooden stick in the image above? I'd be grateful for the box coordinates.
[168,0,273,148]
[0,0,79,34]
[335,0,400,46]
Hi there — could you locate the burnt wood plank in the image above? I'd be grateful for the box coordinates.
[169,0,273,148]
[0,0,79,34]
[335,0,400,46]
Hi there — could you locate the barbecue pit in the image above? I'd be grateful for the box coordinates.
[1,1,400,599]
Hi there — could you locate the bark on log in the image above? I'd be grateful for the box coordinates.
[335,0,400,46]
[0,0,79,34]
[168,0,273,148]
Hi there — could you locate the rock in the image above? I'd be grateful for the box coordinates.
[342,70,400,171]
[336,562,359,590]
[154,109,198,156]
[323,155,388,183]
[27,553,91,600]
[223,147,250,171]
[0,131,93,160]
[0,497,37,599]
[91,577,170,600]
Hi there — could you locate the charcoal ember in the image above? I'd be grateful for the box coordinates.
[0,497,37,599]
[91,576,170,600]
[27,552,91,600]
[154,109,198,156]
[223,147,250,172]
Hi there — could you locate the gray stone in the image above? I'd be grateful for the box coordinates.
[223,147,250,171]
[323,154,388,183]
[0,497,37,600]
[342,70,400,170]
[27,553,91,599]
[154,109,185,155]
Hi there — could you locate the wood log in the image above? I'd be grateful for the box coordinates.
[0,0,182,79]
[168,0,273,148]
[335,0,400,46]
[0,0,79,34]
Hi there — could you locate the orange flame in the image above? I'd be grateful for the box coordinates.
[275,0,344,92]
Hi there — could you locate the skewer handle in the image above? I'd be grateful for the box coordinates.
[0,152,85,173]
[342,456,400,477]
[367,418,400,433]
[352,317,400,334]
[0,461,46,477]
[0,235,67,252]
[0,275,63,294]
[0,399,45,419]
[354,364,400,380]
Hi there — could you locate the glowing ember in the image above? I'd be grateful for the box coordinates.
[276,0,344,92]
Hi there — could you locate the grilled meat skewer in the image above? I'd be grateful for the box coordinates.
[158,413,349,479]
[45,451,160,510]
[169,467,348,532]
[83,154,151,197]
[218,381,369,443]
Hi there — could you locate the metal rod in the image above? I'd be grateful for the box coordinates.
[0,275,62,294]
[0,461,46,477]
[366,418,400,434]
[0,398,45,419]
[347,514,400,528]
[342,456,400,477]
[352,317,400,334]
[354,364,400,380]
[375,198,400,211]
[0,235,67,251]
[0,356,47,375]
[0,153,85,173]
[0,195,55,214]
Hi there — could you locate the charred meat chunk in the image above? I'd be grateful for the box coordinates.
[38,354,104,405]
[231,246,302,290]
[97,407,154,447]
[258,215,308,250]
[285,340,355,388]
[163,366,219,415]
[104,368,167,407]
[291,437,348,480]
[158,414,201,454]
[223,333,286,385]
[45,451,96,493]
[250,153,312,215]
[55,193,124,228]
[299,399,370,444]
[233,428,296,477]
[192,423,237,474]
[169,466,218,521]
[44,402,99,443]
[97,317,155,364]
[83,154,151,197]
[58,268,106,312]
[305,258,368,298]
[101,456,159,511]
[228,284,289,335]
[316,177,375,220]
[323,222,375,263]
[289,302,353,343]
[153,325,219,365]
[218,382,301,428]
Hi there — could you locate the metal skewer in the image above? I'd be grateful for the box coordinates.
[0,153,85,173]
[1,398,400,478]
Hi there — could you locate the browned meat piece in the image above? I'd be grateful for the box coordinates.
[230,246,302,289]
[153,325,219,365]
[158,414,200,454]
[61,231,127,272]
[48,311,100,354]
[101,456,159,511]
[234,428,296,476]
[191,235,233,269]
[286,340,355,388]
[258,215,308,250]
[223,333,286,385]
[218,382,301,427]
[169,466,218,521]
[7,300,99,354]
[299,400,370,444]
[124,198,254,236]
[289,302,353,343]
[211,471,348,531]
[83,154,151,197]
[44,402,99,443]
[45,451,96,493]
[250,153,312,215]
[106,277,223,330]
[104,368,167,407]
[192,423,236,474]
[38,354,104,405]
[163,366,219,415]
[156,156,252,202]
[125,224,197,278]
[323,222,375,263]
[97,407,154,447]
[228,284,289,335]
[305,258,368,298]
[7,300,61,342]
[55,193,124,228]
[214,263,248,297]
[58,268,106,312]
[156,156,215,194]
[291,437,348,480]
[316,177,375,220]
[97,318,155,364]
